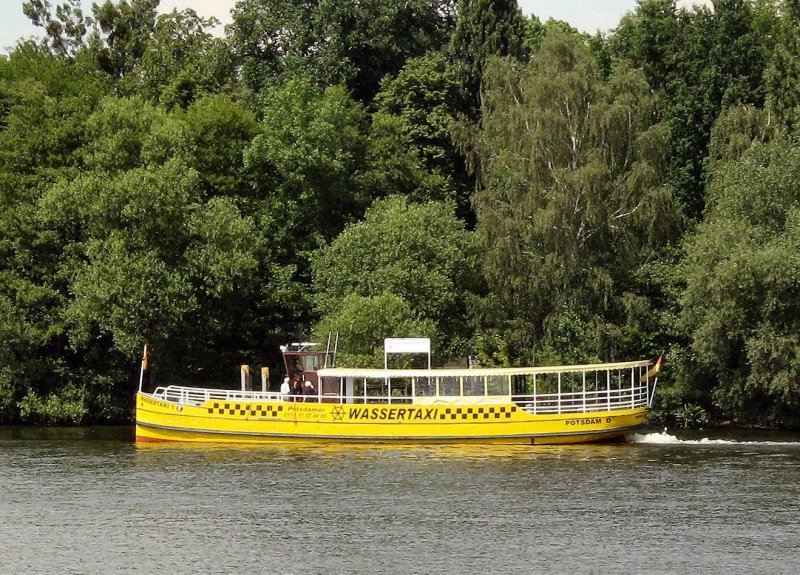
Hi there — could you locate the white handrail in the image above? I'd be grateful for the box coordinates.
[144,380,651,414]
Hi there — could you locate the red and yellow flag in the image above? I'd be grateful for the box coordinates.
[641,355,663,382]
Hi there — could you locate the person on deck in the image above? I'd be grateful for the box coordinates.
[290,378,303,401]
[280,377,291,396]
[302,380,317,402]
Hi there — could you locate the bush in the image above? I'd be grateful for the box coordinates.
[17,384,89,425]
[675,403,709,428]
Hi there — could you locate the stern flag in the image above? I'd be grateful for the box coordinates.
[641,354,663,382]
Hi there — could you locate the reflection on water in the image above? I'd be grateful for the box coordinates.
[135,440,639,463]
[2,427,799,574]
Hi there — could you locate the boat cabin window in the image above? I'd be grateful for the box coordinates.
[461,375,482,396]
[486,375,508,396]
[438,376,460,396]
[414,377,434,397]
[284,353,326,376]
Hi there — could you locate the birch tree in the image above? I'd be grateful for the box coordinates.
[473,32,679,362]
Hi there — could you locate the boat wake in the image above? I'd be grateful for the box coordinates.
[628,430,800,446]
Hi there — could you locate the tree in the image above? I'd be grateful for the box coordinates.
[449,0,526,113]
[610,0,773,221]
[681,136,800,427]
[520,14,545,56]
[315,0,456,104]
[766,0,800,129]
[374,53,466,179]
[360,113,454,206]
[81,94,177,171]
[609,0,679,93]
[0,44,108,422]
[89,0,159,80]
[229,0,455,103]
[22,0,89,58]
[473,33,679,363]
[243,77,369,250]
[132,8,234,108]
[312,196,479,359]
[38,154,264,378]
[181,94,260,197]
[313,293,437,368]
[364,52,470,214]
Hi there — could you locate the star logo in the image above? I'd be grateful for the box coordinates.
[331,405,345,422]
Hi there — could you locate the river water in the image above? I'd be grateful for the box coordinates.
[1,427,798,575]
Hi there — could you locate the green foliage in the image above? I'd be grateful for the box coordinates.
[765,0,800,128]
[44,159,263,371]
[22,0,89,58]
[474,32,680,363]
[133,8,233,108]
[449,0,526,112]
[82,95,175,171]
[369,52,472,218]
[610,0,774,221]
[674,403,709,429]
[707,104,777,169]
[230,0,454,103]
[521,15,545,56]
[360,113,453,205]
[244,77,368,248]
[0,42,111,424]
[313,292,437,368]
[18,383,89,425]
[4,0,800,430]
[472,332,513,368]
[312,196,479,359]
[681,137,800,427]
[181,94,260,197]
[90,0,159,79]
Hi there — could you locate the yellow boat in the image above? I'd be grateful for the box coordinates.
[135,339,661,445]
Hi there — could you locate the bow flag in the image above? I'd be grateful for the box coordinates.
[641,354,663,382]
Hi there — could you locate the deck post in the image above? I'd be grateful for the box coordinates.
[631,367,635,408]
[533,374,537,414]
[557,372,562,414]
[240,365,250,392]
[582,371,586,413]
[607,370,611,410]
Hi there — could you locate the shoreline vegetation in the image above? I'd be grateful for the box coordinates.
[2,0,800,431]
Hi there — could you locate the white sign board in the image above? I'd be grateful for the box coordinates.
[384,338,431,354]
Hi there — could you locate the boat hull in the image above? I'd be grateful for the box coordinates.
[135,393,647,445]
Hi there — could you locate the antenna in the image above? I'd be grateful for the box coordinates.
[333,331,339,367]
[324,332,332,368]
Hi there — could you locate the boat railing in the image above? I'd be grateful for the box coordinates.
[144,359,656,415]
[149,386,285,406]
[146,386,418,406]
[512,383,650,414]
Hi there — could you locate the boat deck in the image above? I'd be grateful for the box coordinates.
[145,359,655,415]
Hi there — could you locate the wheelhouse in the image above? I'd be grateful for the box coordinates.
[280,342,333,394]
